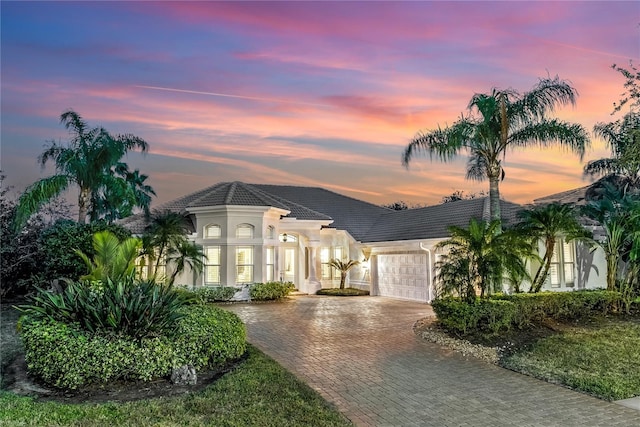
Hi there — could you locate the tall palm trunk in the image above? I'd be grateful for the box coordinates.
[77,187,91,224]
[488,171,501,225]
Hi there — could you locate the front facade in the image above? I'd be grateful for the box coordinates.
[121,181,609,302]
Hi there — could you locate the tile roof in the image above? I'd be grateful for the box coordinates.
[118,182,524,242]
[252,184,391,241]
[533,185,589,206]
[361,197,523,243]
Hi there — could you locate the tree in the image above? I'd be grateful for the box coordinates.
[435,218,533,302]
[517,203,590,292]
[142,211,193,283]
[403,77,589,226]
[328,259,360,289]
[441,190,484,204]
[582,185,640,291]
[15,109,152,228]
[166,240,206,286]
[611,61,640,113]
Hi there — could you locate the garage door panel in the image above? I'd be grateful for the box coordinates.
[377,253,429,302]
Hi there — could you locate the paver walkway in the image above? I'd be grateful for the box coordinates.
[225,296,640,426]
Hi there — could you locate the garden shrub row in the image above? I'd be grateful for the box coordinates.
[432,290,621,336]
[19,305,246,389]
[316,287,370,296]
[249,281,295,301]
[193,286,239,303]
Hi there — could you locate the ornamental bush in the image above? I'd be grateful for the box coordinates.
[249,281,295,301]
[431,297,516,335]
[316,287,370,296]
[19,278,186,339]
[194,286,239,303]
[18,305,246,389]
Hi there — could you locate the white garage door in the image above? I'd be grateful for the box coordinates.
[376,253,430,302]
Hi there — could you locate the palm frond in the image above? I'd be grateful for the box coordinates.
[14,175,70,230]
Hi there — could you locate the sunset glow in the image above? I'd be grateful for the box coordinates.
[2,1,638,208]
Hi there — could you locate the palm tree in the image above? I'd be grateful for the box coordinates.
[142,211,191,282]
[517,203,590,292]
[328,259,360,289]
[584,111,640,195]
[15,110,150,228]
[582,185,640,291]
[166,240,206,287]
[435,218,532,301]
[91,168,156,223]
[403,77,589,225]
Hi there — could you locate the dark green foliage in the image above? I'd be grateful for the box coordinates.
[194,286,239,303]
[173,305,246,368]
[18,278,186,339]
[18,305,246,390]
[432,297,517,335]
[39,220,131,282]
[249,281,295,301]
[433,290,621,336]
[316,288,370,296]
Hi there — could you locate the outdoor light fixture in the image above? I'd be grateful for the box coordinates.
[282,233,288,242]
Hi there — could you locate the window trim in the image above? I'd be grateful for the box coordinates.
[548,238,575,288]
[204,224,221,239]
[204,245,221,285]
[236,224,254,239]
[236,246,254,284]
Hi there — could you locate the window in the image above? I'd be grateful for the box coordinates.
[236,224,254,239]
[321,247,331,280]
[548,238,575,288]
[266,226,275,239]
[204,224,221,239]
[266,247,275,282]
[236,246,253,283]
[204,246,221,285]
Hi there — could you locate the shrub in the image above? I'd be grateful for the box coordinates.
[18,305,246,389]
[493,290,621,326]
[194,286,239,303]
[316,288,370,296]
[249,282,294,301]
[19,278,186,339]
[432,297,516,335]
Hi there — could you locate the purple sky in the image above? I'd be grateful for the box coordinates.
[2,1,639,211]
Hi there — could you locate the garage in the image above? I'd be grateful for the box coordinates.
[375,253,431,302]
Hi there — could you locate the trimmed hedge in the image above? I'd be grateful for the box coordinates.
[19,305,246,389]
[316,288,370,296]
[432,298,517,335]
[433,290,622,336]
[249,282,294,301]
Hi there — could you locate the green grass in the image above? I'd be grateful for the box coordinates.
[0,345,352,426]
[502,318,640,401]
[316,288,370,296]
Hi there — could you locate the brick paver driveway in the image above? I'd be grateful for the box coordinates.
[225,296,639,426]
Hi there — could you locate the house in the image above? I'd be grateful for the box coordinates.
[119,181,608,302]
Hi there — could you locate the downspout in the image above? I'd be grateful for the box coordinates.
[419,243,433,302]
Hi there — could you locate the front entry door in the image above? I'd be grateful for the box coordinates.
[283,247,296,283]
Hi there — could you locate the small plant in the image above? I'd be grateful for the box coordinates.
[249,282,294,301]
[328,259,360,289]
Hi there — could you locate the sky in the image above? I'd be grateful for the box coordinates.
[1,1,639,211]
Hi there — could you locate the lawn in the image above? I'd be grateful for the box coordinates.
[501,318,640,401]
[0,305,352,427]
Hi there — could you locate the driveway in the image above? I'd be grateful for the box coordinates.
[224,296,639,426]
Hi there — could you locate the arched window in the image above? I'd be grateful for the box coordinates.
[236,224,254,239]
[204,224,221,239]
[266,225,275,239]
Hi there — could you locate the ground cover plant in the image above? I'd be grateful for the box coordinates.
[316,288,370,296]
